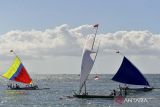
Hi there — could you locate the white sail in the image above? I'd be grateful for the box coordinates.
[84,35,95,50]
[79,35,99,94]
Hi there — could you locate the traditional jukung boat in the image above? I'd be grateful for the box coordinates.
[112,52,153,92]
[74,93,115,99]
[7,84,39,90]
[2,50,39,90]
[73,24,119,99]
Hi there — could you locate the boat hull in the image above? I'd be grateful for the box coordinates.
[123,87,153,92]
[73,94,115,99]
[8,87,39,90]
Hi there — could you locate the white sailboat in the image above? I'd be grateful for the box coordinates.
[79,34,99,95]
[74,24,115,98]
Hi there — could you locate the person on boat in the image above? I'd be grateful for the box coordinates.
[125,86,129,89]
[9,84,15,88]
[123,84,129,96]
[12,84,15,88]
[124,84,129,89]
[7,83,12,89]
[82,92,88,95]
[124,88,127,96]
[119,90,122,96]
[16,84,20,89]
[110,89,116,96]
[34,85,39,89]
[30,84,33,87]
[119,85,123,96]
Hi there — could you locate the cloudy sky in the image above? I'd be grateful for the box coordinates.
[0,0,160,74]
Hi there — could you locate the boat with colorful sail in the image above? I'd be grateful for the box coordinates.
[2,50,39,90]
[73,24,121,98]
[112,51,153,92]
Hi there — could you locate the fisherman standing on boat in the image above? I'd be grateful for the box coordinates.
[113,90,116,96]
[16,84,20,89]
[119,85,123,96]
[7,83,12,89]
[34,85,39,89]
[110,89,116,96]
[124,87,127,96]
[82,92,88,95]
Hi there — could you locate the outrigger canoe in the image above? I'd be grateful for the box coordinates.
[2,50,39,90]
[73,94,115,99]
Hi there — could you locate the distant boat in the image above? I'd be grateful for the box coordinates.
[112,53,153,92]
[73,24,116,98]
[2,50,39,90]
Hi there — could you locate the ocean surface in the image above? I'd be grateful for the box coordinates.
[0,74,159,107]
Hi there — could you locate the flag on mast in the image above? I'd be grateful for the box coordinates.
[116,51,120,53]
[93,24,99,28]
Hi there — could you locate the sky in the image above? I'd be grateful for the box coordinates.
[0,0,160,74]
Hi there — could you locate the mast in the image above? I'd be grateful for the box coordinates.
[94,40,100,62]
[91,24,99,50]
[84,82,87,94]
[10,50,20,60]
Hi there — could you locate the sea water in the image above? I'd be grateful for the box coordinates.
[0,74,159,107]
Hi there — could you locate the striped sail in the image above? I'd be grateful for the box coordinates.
[2,56,32,84]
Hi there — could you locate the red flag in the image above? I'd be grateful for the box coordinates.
[93,24,99,28]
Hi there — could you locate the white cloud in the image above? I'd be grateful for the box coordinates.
[0,24,160,59]
[100,31,160,56]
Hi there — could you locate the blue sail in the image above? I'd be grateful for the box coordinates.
[112,57,150,86]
